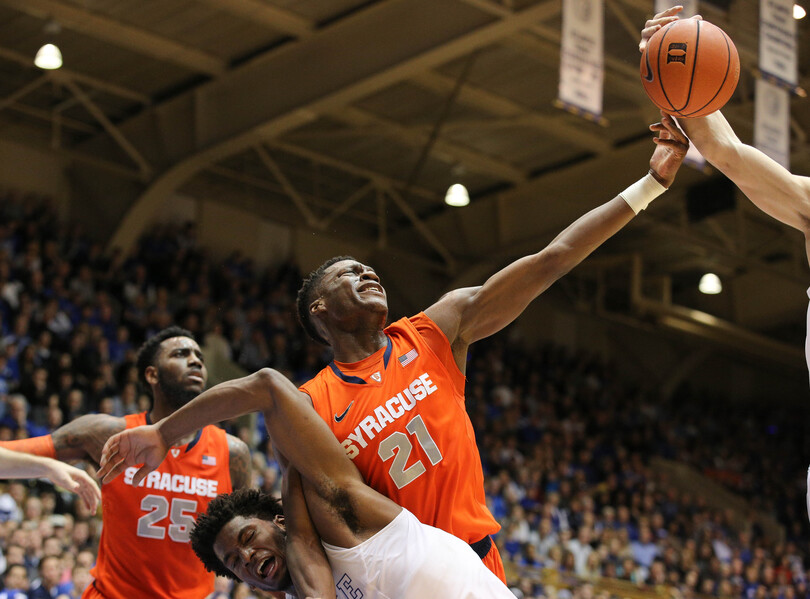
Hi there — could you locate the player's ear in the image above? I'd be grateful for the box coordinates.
[144,365,159,386]
[274,514,286,532]
[309,297,325,316]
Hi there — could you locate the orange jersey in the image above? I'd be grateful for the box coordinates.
[301,313,499,544]
[86,413,232,599]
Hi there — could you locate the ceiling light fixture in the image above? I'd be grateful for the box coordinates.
[698,273,722,295]
[794,4,806,19]
[34,43,62,70]
[444,183,470,207]
[34,20,62,70]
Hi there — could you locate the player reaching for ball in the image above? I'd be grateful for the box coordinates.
[94,114,689,597]
[642,3,810,518]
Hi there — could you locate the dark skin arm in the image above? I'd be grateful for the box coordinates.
[51,414,126,464]
[99,369,400,547]
[225,434,252,491]
[424,116,689,372]
[281,463,337,599]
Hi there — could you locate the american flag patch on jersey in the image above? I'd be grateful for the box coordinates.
[398,348,418,367]
[202,455,216,466]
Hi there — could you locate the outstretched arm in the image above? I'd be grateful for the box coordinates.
[638,6,810,241]
[677,112,810,238]
[99,371,355,496]
[0,447,100,512]
[425,115,689,368]
[0,414,125,465]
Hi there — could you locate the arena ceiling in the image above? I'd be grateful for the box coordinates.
[0,0,808,376]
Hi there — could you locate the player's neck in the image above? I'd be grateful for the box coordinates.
[330,329,388,364]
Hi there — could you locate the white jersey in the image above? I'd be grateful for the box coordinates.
[322,509,514,599]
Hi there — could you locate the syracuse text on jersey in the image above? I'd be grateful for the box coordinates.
[340,372,438,459]
[123,467,220,498]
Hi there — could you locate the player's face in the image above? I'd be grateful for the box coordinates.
[155,337,207,408]
[214,515,291,593]
[317,260,388,318]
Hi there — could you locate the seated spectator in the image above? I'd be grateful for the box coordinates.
[0,564,28,599]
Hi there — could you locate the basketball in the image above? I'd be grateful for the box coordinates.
[640,19,740,118]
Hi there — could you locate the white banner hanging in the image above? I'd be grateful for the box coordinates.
[654,0,698,17]
[754,78,791,169]
[558,0,604,123]
[759,0,798,89]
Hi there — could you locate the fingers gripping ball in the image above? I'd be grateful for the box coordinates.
[640,19,740,117]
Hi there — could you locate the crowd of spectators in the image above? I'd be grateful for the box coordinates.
[0,192,807,599]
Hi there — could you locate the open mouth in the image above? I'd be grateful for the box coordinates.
[358,283,383,295]
[258,556,275,580]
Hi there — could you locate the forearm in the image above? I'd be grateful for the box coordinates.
[0,447,58,479]
[157,371,272,446]
[680,112,810,232]
[283,468,336,599]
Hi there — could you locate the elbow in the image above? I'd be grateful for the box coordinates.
[247,368,284,410]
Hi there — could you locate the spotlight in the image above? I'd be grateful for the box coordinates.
[794,4,806,18]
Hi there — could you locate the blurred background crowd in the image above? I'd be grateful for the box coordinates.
[0,193,807,599]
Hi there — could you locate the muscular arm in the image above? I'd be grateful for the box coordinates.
[281,466,337,599]
[100,370,398,545]
[679,112,810,238]
[225,435,252,491]
[425,119,688,368]
[0,414,125,465]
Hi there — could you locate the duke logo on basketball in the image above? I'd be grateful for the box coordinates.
[666,42,687,64]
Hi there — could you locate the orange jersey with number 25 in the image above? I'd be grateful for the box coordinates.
[85,412,232,599]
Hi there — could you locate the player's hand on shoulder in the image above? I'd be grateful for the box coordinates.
[640,5,702,52]
[97,423,169,486]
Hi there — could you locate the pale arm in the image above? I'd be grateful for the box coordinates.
[425,115,689,367]
[677,112,810,235]
[0,447,100,511]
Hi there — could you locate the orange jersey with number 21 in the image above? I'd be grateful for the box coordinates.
[301,313,499,545]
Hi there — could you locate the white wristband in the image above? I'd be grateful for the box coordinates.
[620,172,667,214]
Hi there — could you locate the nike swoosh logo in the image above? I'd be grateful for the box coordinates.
[642,49,654,82]
[334,401,354,423]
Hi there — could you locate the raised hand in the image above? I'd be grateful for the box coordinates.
[97,424,169,487]
[639,5,702,52]
[43,460,101,512]
[649,112,690,188]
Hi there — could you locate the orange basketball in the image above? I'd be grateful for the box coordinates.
[640,19,740,118]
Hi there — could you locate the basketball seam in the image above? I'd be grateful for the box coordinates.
[656,24,677,113]
[682,28,734,117]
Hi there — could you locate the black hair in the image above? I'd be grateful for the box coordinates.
[295,256,355,346]
[190,489,284,580]
[135,326,195,394]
